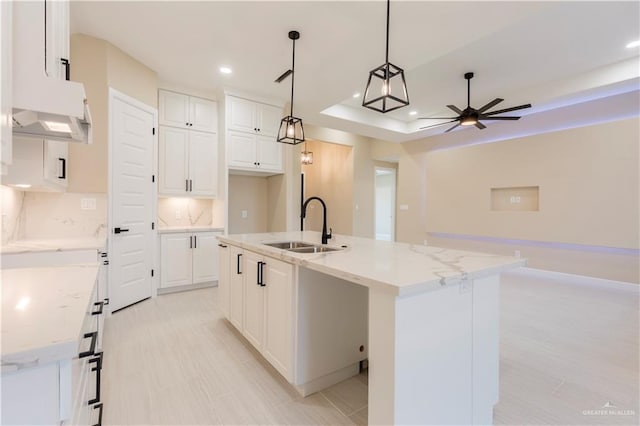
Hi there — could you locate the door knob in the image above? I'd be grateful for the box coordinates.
[114,227,130,234]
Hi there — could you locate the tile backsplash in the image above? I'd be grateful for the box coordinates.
[158,197,216,227]
[1,186,108,243]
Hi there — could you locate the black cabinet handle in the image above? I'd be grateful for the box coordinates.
[114,227,129,234]
[91,301,104,316]
[218,243,227,248]
[189,179,193,192]
[79,331,98,358]
[189,235,193,249]
[88,352,102,405]
[185,122,189,127]
[236,253,242,274]
[92,402,103,426]
[193,235,197,249]
[100,252,107,258]
[257,261,266,286]
[60,58,70,81]
[58,158,66,179]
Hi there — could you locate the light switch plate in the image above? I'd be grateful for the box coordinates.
[241,210,248,219]
[80,198,96,210]
[399,204,409,211]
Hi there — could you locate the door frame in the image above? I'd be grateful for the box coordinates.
[107,87,158,312]
[374,166,397,242]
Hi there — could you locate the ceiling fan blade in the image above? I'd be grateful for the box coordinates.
[444,123,461,133]
[419,119,458,130]
[417,117,458,120]
[478,98,503,113]
[274,69,292,83]
[484,103,532,116]
[480,116,521,120]
[447,105,463,114]
[475,122,486,130]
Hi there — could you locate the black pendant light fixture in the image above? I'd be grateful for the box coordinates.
[301,140,313,165]
[277,30,305,145]
[362,0,409,113]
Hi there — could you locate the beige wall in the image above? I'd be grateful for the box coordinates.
[371,117,640,283]
[228,175,268,234]
[301,140,354,235]
[68,34,158,193]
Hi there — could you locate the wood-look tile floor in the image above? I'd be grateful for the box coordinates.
[102,269,639,425]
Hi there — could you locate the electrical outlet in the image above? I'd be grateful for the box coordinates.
[80,198,96,210]
[241,210,248,219]
[175,210,182,219]
[515,250,521,258]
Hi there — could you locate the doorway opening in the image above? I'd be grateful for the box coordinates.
[374,167,396,241]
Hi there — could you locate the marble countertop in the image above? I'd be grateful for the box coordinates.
[1,264,99,371]
[1,238,106,254]
[218,231,526,296]
[157,226,224,234]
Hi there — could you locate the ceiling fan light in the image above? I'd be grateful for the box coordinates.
[277,115,305,145]
[460,116,477,126]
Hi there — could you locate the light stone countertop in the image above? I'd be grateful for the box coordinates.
[218,231,526,296]
[1,238,106,254]
[157,226,224,234]
[1,264,99,371]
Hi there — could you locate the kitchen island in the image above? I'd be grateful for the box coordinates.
[218,231,525,425]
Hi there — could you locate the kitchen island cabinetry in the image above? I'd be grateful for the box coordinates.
[218,231,524,425]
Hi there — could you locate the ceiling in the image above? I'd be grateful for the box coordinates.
[70,1,640,143]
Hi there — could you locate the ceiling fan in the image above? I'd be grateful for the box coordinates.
[418,72,531,133]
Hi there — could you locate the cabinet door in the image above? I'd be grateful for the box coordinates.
[158,127,189,195]
[189,97,217,133]
[263,258,294,380]
[227,131,257,170]
[227,97,256,133]
[192,232,218,284]
[188,131,218,197]
[243,251,264,349]
[159,90,190,129]
[160,233,192,288]
[45,0,69,80]
[43,140,68,187]
[1,0,12,174]
[256,136,283,173]
[217,242,230,317]
[228,245,244,329]
[256,103,282,137]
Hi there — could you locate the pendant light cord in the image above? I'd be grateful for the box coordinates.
[385,0,390,64]
[467,76,471,107]
[290,37,296,118]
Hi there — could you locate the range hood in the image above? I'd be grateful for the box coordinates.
[11,1,92,144]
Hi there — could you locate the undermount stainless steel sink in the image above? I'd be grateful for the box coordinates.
[262,241,344,254]
[287,246,343,254]
[262,241,315,250]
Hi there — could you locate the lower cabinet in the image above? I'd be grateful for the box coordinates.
[219,247,294,381]
[160,231,222,289]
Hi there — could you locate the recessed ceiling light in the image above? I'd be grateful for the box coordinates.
[219,66,233,75]
[353,93,361,98]
[15,296,30,311]
[626,40,640,48]
[409,111,417,116]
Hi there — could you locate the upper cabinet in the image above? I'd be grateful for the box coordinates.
[159,90,218,133]
[158,89,219,198]
[3,137,68,192]
[44,0,70,81]
[225,95,284,174]
[1,0,12,174]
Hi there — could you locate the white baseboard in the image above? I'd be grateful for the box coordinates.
[508,267,639,293]
[157,280,217,295]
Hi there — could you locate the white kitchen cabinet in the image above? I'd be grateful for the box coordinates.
[159,90,217,133]
[235,249,294,380]
[228,244,245,331]
[44,0,70,81]
[227,131,283,173]
[159,231,222,290]
[158,126,218,197]
[3,137,68,191]
[225,95,284,174]
[1,0,12,175]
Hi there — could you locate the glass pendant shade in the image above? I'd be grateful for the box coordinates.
[301,149,313,165]
[278,115,305,145]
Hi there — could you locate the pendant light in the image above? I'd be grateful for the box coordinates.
[301,140,313,165]
[277,30,305,145]
[362,0,409,113]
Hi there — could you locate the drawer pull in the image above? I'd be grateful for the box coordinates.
[88,352,103,404]
[92,402,103,426]
[79,331,98,358]
[218,243,227,248]
[92,301,104,316]
[236,253,242,274]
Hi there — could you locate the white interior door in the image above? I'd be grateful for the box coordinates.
[375,167,396,241]
[110,90,155,312]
